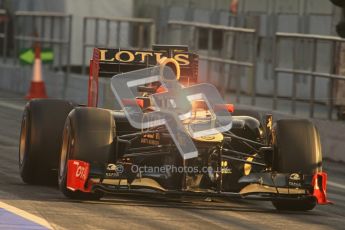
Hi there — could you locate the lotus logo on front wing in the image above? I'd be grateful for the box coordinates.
[289,173,301,181]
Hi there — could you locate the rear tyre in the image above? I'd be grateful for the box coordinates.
[271,119,322,211]
[58,107,116,200]
[19,99,75,185]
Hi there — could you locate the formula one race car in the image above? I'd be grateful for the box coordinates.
[19,45,330,211]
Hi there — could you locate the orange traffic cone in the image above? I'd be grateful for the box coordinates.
[25,43,48,99]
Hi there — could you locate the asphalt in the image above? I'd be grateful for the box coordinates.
[0,90,344,230]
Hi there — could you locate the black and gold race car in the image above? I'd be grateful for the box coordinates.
[19,45,330,211]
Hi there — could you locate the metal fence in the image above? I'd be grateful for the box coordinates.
[81,16,156,74]
[273,32,345,119]
[167,20,258,105]
[219,0,337,89]
[13,11,72,72]
[0,9,8,62]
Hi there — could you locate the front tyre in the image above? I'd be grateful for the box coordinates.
[58,107,116,200]
[271,119,322,211]
[58,118,103,200]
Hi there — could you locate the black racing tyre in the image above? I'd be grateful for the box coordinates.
[19,99,75,185]
[58,107,116,200]
[271,119,322,211]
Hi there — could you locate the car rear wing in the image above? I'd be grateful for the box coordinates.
[88,45,199,107]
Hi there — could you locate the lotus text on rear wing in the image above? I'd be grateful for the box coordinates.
[99,49,191,65]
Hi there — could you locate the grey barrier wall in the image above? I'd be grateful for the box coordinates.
[81,16,156,74]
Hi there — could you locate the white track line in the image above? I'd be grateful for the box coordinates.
[328,181,345,190]
[0,101,51,228]
[0,201,52,229]
[0,101,24,111]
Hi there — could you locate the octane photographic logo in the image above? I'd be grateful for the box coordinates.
[111,59,232,160]
[106,163,232,176]
[108,164,232,175]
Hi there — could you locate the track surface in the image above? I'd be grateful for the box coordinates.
[0,90,344,230]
